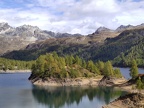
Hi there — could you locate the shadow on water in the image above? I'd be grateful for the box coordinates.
[32,86,127,108]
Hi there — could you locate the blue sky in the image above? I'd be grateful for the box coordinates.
[0,0,144,34]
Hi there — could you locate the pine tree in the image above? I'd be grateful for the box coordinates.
[130,59,139,79]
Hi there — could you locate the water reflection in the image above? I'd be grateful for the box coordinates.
[32,86,127,108]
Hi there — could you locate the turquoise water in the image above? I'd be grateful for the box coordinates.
[0,68,137,108]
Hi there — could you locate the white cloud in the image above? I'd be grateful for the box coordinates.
[0,0,144,35]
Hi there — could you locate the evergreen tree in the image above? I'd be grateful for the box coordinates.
[82,60,87,68]
[74,55,82,66]
[87,60,100,75]
[103,61,114,77]
[87,60,94,72]
[130,59,139,79]
[96,61,104,74]
[136,77,144,90]
[114,68,122,78]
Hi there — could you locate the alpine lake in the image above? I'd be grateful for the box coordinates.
[0,68,144,108]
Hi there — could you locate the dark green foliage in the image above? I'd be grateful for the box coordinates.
[113,41,144,67]
[90,29,144,62]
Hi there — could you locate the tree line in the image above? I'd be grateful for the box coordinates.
[0,57,34,71]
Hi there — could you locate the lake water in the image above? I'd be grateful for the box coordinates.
[0,68,143,108]
[119,68,144,79]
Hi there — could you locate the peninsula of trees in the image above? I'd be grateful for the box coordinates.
[29,52,122,84]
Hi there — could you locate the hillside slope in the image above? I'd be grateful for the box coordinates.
[2,29,118,60]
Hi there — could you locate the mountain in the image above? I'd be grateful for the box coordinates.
[0,22,82,39]
[90,28,144,63]
[0,22,82,55]
[2,25,144,67]
[1,23,144,67]
[2,25,120,60]
[0,23,52,40]
[0,22,52,54]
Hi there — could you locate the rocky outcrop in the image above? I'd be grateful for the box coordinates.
[102,93,144,108]
[98,76,126,86]
[98,76,115,86]
[116,74,144,88]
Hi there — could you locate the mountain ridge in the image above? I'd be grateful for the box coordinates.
[0,22,82,54]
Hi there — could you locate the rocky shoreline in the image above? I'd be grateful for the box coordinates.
[29,76,103,86]
[102,75,144,108]
[29,75,127,87]
[102,93,144,108]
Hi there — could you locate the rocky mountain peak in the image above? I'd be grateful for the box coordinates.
[94,27,113,34]
[116,24,134,32]
[0,22,12,32]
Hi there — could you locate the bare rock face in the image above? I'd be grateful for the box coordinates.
[0,22,54,54]
[102,93,144,108]
[0,23,53,40]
